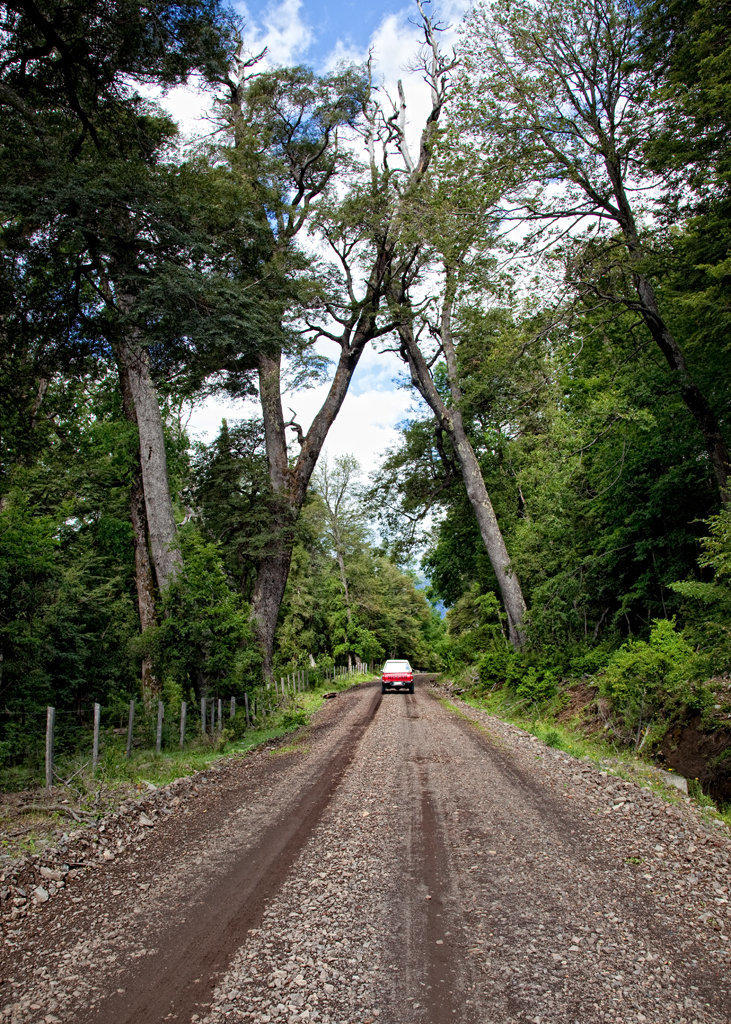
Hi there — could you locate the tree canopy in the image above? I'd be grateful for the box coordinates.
[0,0,728,793]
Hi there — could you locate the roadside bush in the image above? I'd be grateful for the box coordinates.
[477,647,514,689]
[512,664,559,706]
[598,618,697,747]
[567,641,619,678]
[475,646,559,708]
[281,706,308,730]
[542,728,563,749]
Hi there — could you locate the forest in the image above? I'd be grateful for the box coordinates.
[0,0,729,796]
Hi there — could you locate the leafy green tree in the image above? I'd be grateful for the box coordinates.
[508,298,718,647]
[671,508,731,675]
[0,378,142,771]
[138,526,260,700]
[190,418,289,600]
[457,0,730,499]
[1,0,275,701]
[313,455,372,668]
[639,0,730,196]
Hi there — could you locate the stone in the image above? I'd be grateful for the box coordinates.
[39,867,64,882]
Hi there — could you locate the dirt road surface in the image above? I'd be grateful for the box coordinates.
[1,679,730,1024]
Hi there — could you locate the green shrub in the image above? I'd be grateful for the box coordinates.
[280,706,307,730]
[598,618,696,745]
[542,728,562,748]
[513,665,559,706]
[477,647,513,689]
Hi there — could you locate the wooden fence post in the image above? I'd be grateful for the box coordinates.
[156,701,164,753]
[230,696,235,719]
[244,693,251,729]
[92,702,101,773]
[180,701,187,749]
[126,700,135,759]
[210,699,215,734]
[201,697,206,736]
[45,706,55,789]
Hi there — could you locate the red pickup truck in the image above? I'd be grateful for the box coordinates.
[381,659,414,694]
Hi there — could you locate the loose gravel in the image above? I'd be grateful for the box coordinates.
[1,680,729,1024]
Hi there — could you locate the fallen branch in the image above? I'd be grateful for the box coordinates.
[16,804,95,823]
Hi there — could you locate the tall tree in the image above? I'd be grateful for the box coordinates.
[390,272,528,647]
[0,0,276,697]
[214,6,453,677]
[457,0,730,500]
[376,102,529,644]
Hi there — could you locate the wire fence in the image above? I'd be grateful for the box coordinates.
[1,661,376,790]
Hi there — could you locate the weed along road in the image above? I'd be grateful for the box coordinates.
[1,679,729,1024]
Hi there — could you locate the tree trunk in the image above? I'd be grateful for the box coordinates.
[632,271,729,501]
[115,337,182,592]
[250,548,293,682]
[393,284,528,647]
[336,546,354,670]
[129,468,159,703]
[117,352,161,702]
[449,413,527,647]
[250,353,292,678]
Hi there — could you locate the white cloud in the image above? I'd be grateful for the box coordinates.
[158,74,217,141]
[322,37,364,72]
[236,0,313,66]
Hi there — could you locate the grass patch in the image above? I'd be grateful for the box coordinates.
[437,696,506,747]
[269,742,310,757]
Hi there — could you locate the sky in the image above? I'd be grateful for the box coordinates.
[166,0,469,481]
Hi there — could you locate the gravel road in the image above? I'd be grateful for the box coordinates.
[1,679,729,1024]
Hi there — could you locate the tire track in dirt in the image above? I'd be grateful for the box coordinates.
[421,689,730,1023]
[81,688,383,1024]
[3,681,729,1024]
[375,688,484,1024]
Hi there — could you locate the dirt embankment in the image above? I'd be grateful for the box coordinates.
[1,679,729,1024]
[554,679,731,801]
